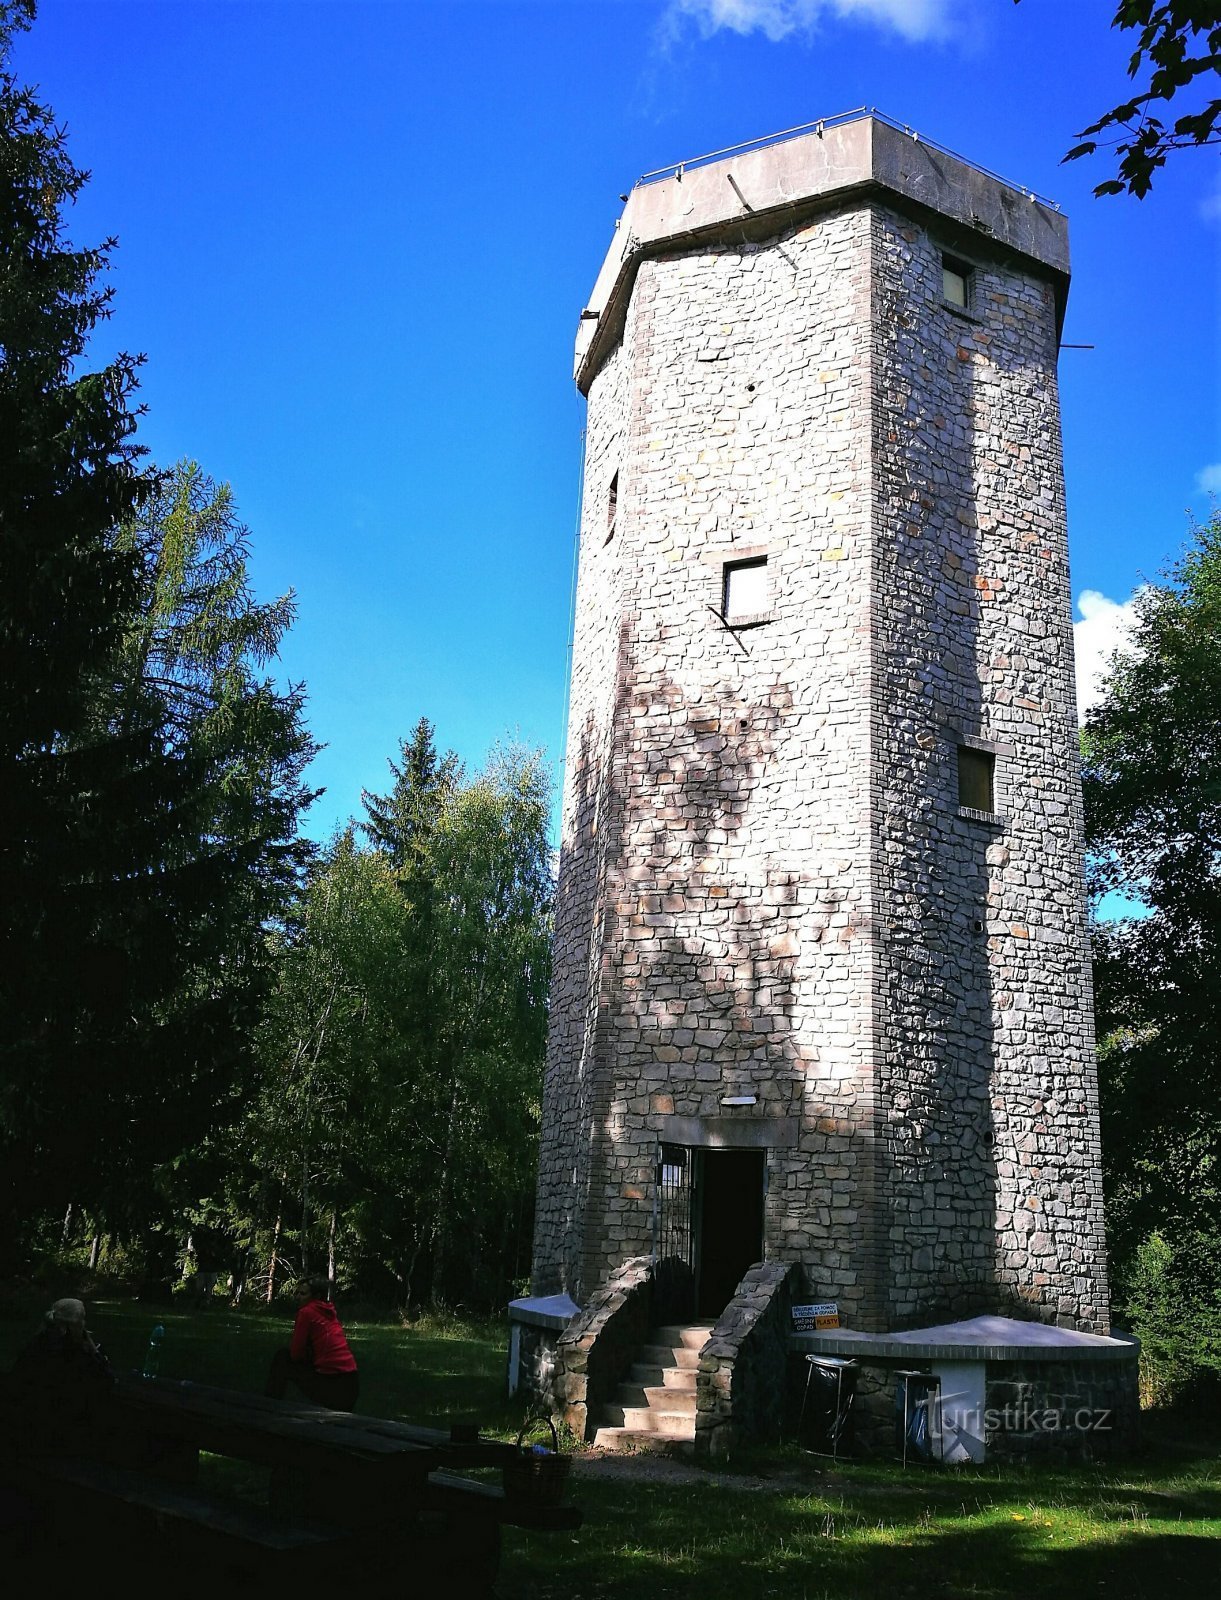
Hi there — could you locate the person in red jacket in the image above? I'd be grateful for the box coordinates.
[265,1276,359,1410]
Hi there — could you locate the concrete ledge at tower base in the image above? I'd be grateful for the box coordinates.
[793,1314,1139,1364]
[787,1317,1141,1462]
[507,1293,581,1408]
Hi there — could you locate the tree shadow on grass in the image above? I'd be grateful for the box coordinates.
[498,1476,1220,1600]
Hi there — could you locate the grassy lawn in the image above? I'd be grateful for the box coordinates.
[0,1284,526,1432]
[3,1287,1217,1597]
[504,1447,1220,1600]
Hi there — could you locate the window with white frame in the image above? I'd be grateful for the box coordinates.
[722,556,769,623]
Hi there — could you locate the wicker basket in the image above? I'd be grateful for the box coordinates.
[503,1415,572,1505]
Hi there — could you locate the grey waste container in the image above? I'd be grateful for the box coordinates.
[895,1369,942,1465]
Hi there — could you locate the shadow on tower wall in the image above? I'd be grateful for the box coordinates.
[535,202,1095,1333]
[872,195,1088,1327]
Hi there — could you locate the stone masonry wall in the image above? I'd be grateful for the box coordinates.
[839,1353,1138,1459]
[535,206,882,1316]
[869,205,1108,1331]
[984,1356,1139,1457]
[533,328,634,1297]
[553,1256,654,1442]
[533,172,1109,1341]
[694,1261,802,1459]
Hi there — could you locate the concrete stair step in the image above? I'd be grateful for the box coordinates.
[638,1343,702,1371]
[590,1427,695,1457]
[611,1383,650,1408]
[587,1322,709,1456]
[628,1362,697,1390]
[612,1383,698,1415]
[651,1323,714,1351]
[643,1385,696,1414]
[600,1404,694,1435]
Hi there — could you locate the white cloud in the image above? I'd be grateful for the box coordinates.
[1074,589,1142,724]
[1196,462,1221,494]
[666,0,955,45]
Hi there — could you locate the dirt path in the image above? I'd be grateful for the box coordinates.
[570,1451,812,1492]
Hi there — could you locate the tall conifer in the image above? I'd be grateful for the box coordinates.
[0,9,316,1255]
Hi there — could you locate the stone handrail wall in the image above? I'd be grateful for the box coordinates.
[695,1260,803,1459]
[554,1255,654,1441]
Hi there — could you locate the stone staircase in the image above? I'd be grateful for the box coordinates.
[591,1322,714,1453]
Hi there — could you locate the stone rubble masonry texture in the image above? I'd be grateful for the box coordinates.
[695,1261,802,1459]
[532,117,1110,1338]
[843,1355,1139,1460]
[555,1256,655,1441]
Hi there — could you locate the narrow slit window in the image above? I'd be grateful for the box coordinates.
[605,471,619,543]
[723,557,768,623]
[958,746,995,812]
[942,255,972,310]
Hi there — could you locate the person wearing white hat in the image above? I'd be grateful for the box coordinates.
[10,1296,115,1446]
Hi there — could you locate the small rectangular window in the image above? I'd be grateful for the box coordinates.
[942,255,971,309]
[723,557,768,623]
[958,746,995,812]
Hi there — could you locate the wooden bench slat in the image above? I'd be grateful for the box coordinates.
[117,1381,435,1461]
[426,1468,583,1531]
[31,1457,350,1552]
[122,1380,519,1468]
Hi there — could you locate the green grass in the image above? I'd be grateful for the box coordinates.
[3,1286,1218,1597]
[502,1445,1220,1599]
[0,1284,525,1433]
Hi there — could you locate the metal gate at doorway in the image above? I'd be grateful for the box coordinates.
[653,1142,766,1323]
[654,1143,694,1323]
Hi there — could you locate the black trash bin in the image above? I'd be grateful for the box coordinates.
[796,1355,858,1458]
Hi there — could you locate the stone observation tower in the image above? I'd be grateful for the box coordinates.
[531,113,1110,1344]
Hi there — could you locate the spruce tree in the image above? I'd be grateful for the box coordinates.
[0,9,317,1256]
[361,717,461,871]
[0,0,164,1244]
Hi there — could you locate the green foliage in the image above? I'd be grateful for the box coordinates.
[1083,513,1221,1260]
[0,0,318,1256]
[221,732,552,1311]
[1018,0,1221,196]
[362,716,461,870]
[1119,1230,1221,1407]
[0,6,168,1251]
[1083,511,1221,1397]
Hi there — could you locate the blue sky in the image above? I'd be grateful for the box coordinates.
[15,0,1220,841]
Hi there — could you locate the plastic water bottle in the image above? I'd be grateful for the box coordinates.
[142,1323,165,1378]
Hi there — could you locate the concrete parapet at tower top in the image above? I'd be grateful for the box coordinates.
[575,112,1070,390]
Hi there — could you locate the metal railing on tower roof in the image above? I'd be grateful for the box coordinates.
[636,107,1061,212]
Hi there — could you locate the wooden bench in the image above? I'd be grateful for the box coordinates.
[14,1455,354,1588]
[7,1379,581,1593]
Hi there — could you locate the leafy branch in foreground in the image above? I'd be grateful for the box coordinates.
[1027,1,1221,197]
